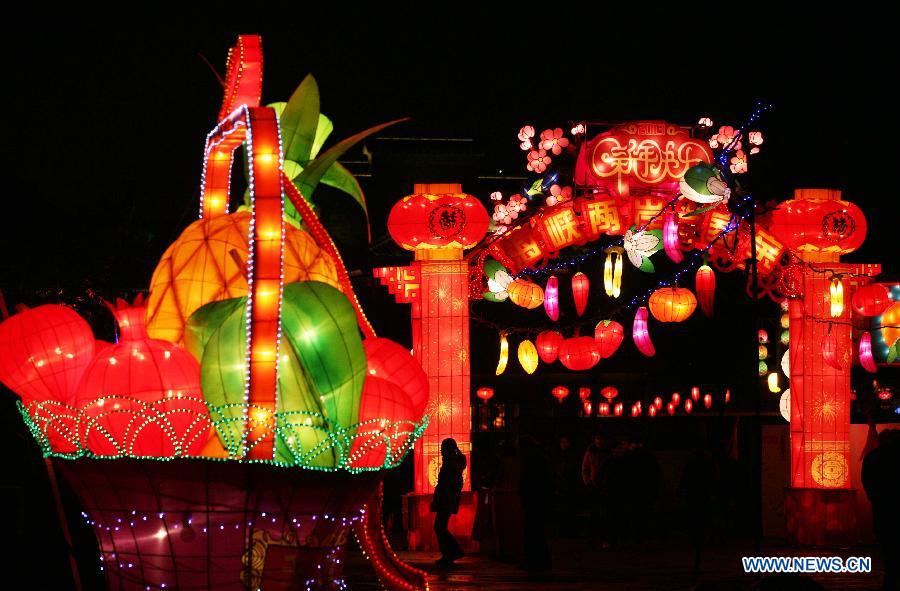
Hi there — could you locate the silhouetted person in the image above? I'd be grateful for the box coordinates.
[862,429,900,590]
[518,435,552,571]
[431,437,466,565]
[582,434,611,547]
[554,435,579,536]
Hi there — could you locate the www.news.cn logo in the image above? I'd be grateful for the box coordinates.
[742,556,872,574]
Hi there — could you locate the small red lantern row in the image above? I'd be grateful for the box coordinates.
[476,387,494,402]
[552,386,570,403]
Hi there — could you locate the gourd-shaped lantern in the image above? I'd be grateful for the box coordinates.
[558,337,601,371]
[518,339,539,374]
[852,284,891,317]
[594,320,625,359]
[75,299,209,457]
[508,279,544,309]
[695,265,715,317]
[649,287,697,323]
[769,188,867,259]
[535,330,564,363]
[544,276,560,321]
[552,386,570,403]
[572,272,590,317]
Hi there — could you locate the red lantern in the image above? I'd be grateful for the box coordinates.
[582,400,593,416]
[724,389,731,404]
[571,272,590,317]
[859,333,877,373]
[653,396,663,408]
[476,387,494,402]
[821,331,845,371]
[770,188,867,256]
[74,301,209,457]
[667,402,676,415]
[649,287,697,323]
[535,330,564,363]
[703,393,713,409]
[594,320,625,359]
[695,265,716,317]
[0,304,96,405]
[558,337,601,371]
[852,284,891,317]
[648,405,658,417]
[579,387,591,400]
[684,399,693,413]
[633,307,656,357]
[387,192,490,251]
[363,337,429,418]
[630,403,641,417]
[544,275,560,321]
[600,386,619,401]
[552,386,570,403]
[691,386,700,401]
[613,402,623,416]
[350,374,418,468]
[598,402,610,416]
[671,392,681,405]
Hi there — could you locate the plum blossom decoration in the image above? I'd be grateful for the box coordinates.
[527,149,551,173]
[518,125,535,151]
[546,184,572,206]
[539,128,570,155]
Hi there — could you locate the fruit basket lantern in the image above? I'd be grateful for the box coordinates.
[0,35,428,591]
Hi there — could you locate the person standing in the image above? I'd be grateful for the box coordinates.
[431,438,466,565]
[862,429,900,590]
[582,434,611,547]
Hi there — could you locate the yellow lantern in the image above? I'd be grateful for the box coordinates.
[604,246,624,298]
[495,332,509,375]
[517,339,539,374]
[507,279,544,309]
[829,277,844,318]
[767,372,781,393]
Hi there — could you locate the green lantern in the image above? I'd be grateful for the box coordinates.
[185,281,366,466]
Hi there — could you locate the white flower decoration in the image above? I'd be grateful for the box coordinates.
[487,270,514,301]
[623,229,661,268]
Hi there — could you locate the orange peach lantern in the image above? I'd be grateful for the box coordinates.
[507,279,545,309]
[648,287,697,323]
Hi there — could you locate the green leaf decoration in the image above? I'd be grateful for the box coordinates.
[681,203,721,217]
[483,291,503,303]
[311,114,333,158]
[888,339,899,364]
[483,257,507,280]
[280,74,321,164]
[638,255,656,273]
[320,161,365,212]
[283,159,305,181]
[527,178,545,196]
[268,101,287,119]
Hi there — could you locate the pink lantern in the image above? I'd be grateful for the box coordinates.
[544,275,560,321]
[572,272,590,317]
[663,210,684,263]
[535,330,564,363]
[632,307,656,357]
[859,333,877,373]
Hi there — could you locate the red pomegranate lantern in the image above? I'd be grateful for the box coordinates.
[535,330,564,363]
[594,320,625,359]
[578,387,591,400]
[387,191,490,251]
[571,272,590,317]
[558,337,601,371]
[852,284,891,317]
[362,337,429,417]
[552,386,570,403]
[649,287,697,323]
[695,264,716,317]
[0,304,96,405]
[600,386,619,401]
[476,387,494,402]
[74,300,209,457]
[769,188,867,258]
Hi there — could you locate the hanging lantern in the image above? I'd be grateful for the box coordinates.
[572,272,590,317]
[558,337,601,371]
[508,279,544,309]
[882,302,900,352]
[725,389,731,404]
[695,264,715,317]
[579,387,591,400]
[476,387,494,402]
[552,386,570,403]
[604,246,624,298]
[666,402,676,415]
[598,402,610,416]
[583,400,593,416]
[671,392,681,405]
[780,313,790,329]
[495,333,509,375]
[852,284,891,317]
[648,405,658,417]
[758,361,768,375]
[544,275,560,321]
[859,333,877,373]
[594,320,625,359]
[649,287,697,323]
[758,329,769,344]
[653,396,663,409]
[703,393,712,409]
[768,372,781,393]
[518,339,539,374]
[769,189,867,255]
[387,192,491,251]
[613,402,623,416]
[780,330,790,345]
[633,307,656,357]
[691,386,700,401]
[684,399,693,414]
[821,331,845,371]
[600,386,619,401]
[830,278,844,318]
[663,210,684,263]
[758,345,769,360]
[535,330,564,363]
[630,404,641,417]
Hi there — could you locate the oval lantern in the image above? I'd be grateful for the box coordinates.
[649,287,697,323]
[691,386,700,401]
[552,386,570,403]
[582,400,593,416]
[703,393,712,409]
[829,278,844,318]
[362,337,429,418]
[508,279,544,309]
[600,386,619,401]
[653,396,663,409]
[695,265,716,317]
[663,210,684,263]
[613,403,623,417]
[495,333,509,375]
[476,387,494,402]
[535,330,564,364]
[387,192,490,251]
[859,333,877,373]
[572,272,590,317]
[544,276,560,321]
[852,284,891,317]
[667,402,676,415]
[671,392,681,405]
[558,337,601,371]
[648,405,658,417]
[633,307,656,357]
[684,399,693,414]
[594,320,625,359]
[769,188,867,256]
[0,304,95,406]
[882,302,900,352]
[821,331,845,371]
[598,402,610,416]
[604,247,624,298]
[579,387,591,400]
[518,339,539,374]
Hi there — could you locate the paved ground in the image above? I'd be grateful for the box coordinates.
[343,538,886,591]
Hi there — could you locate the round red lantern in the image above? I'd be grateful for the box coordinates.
[535,330,564,364]
[363,337,429,418]
[476,387,494,402]
[594,320,625,359]
[349,374,418,468]
[649,287,697,323]
[703,393,712,409]
[558,337,601,371]
[387,191,490,251]
[769,188,867,257]
[552,386,570,403]
[571,272,590,317]
[852,284,891,317]
[600,386,619,401]
[578,387,591,400]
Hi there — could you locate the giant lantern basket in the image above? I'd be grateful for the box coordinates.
[1,36,430,591]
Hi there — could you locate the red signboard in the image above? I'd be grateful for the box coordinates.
[575,120,713,197]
